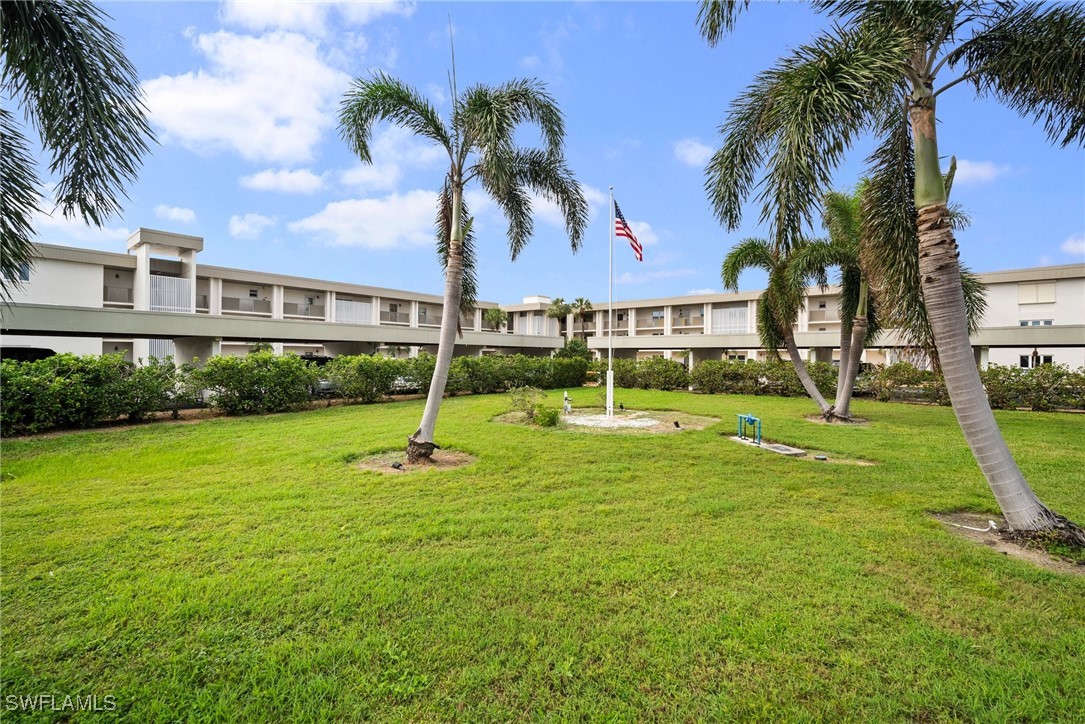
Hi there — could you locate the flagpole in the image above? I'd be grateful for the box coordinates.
[607,185,614,418]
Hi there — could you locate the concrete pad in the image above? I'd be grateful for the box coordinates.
[729,436,806,456]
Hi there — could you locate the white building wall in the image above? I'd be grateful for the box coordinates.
[2,334,103,357]
[9,258,102,308]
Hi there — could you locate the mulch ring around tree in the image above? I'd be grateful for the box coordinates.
[353,449,477,474]
[932,511,1084,576]
[495,408,719,434]
[804,414,871,425]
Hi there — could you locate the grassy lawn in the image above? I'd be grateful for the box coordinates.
[2,390,1083,721]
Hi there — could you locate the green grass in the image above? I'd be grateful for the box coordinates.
[2,390,1083,721]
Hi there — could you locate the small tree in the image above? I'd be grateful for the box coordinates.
[572,297,594,340]
[483,307,508,332]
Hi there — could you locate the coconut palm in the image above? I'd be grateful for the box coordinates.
[483,307,508,332]
[722,237,836,416]
[699,1,1085,541]
[340,72,587,462]
[572,297,594,339]
[1,0,153,300]
[546,297,572,338]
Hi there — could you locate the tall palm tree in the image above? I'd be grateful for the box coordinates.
[1,0,154,300]
[572,297,593,340]
[699,1,1085,542]
[340,72,587,462]
[722,237,836,416]
[546,297,572,338]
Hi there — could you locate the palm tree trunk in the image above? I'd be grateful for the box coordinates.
[408,182,465,462]
[834,280,869,419]
[834,315,867,419]
[783,329,831,415]
[834,323,852,411]
[912,92,1082,541]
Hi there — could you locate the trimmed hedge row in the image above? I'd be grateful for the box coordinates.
[1,352,590,435]
[690,359,838,398]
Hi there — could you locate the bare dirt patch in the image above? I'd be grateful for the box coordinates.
[495,408,719,434]
[804,414,870,426]
[932,512,1084,576]
[353,449,477,474]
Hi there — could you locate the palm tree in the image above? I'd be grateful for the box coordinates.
[1,0,154,300]
[699,1,1085,542]
[340,72,587,462]
[483,307,508,332]
[546,297,572,338]
[722,237,836,416]
[572,297,594,340]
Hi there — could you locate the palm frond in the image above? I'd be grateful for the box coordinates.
[461,79,564,156]
[697,0,753,46]
[339,71,452,164]
[706,23,907,251]
[946,2,1085,147]
[1,0,153,297]
[721,237,776,291]
[0,107,40,301]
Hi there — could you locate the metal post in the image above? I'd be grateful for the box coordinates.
[606,186,615,418]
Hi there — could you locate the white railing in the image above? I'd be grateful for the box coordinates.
[150,275,192,313]
[149,339,175,359]
[336,299,372,325]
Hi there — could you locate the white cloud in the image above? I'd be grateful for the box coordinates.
[33,210,131,249]
[520,55,542,70]
[229,213,276,240]
[240,168,325,194]
[627,220,660,246]
[1061,232,1085,258]
[953,159,1010,184]
[338,125,445,192]
[686,288,716,295]
[143,31,349,164]
[154,204,196,224]
[219,1,412,36]
[288,190,438,248]
[673,138,713,167]
[616,269,696,285]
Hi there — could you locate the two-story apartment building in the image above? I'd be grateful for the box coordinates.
[2,228,1082,371]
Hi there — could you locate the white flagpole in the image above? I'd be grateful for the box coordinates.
[606,186,615,418]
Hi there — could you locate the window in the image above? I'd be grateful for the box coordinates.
[5,262,31,282]
[818,301,826,309]
[651,310,664,320]
[249,289,258,298]
[1020,353,1055,369]
[1020,356,1030,368]
[1018,282,1056,304]
[727,353,746,362]
[1020,319,1054,326]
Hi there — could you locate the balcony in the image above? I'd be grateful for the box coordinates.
[150,275,192,313]
[196,294,209,313]
[672,317,704,328]
[222,296,272,316]
[283,302,325,319]
[103,286,133,307]
[335,299,371,325]
[636,318,665,329]
[380,310,411,325]
[417,313,442,327]
[808,309,840,323]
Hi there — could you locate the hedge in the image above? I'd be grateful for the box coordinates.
[197,352,317,415]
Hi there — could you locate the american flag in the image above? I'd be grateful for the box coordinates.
[614,201,643,262]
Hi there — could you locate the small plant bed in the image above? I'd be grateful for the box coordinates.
[496,407,719,434]
[351,449,477,474]
[932,512,1084,575]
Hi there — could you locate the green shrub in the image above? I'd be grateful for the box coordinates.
[508,385,545,419]
[0,354,134,434]
[980,364,1025,410]
[635,356,690,390]
[123,356,189,421]
[611,358,639,389]
[327,354,404,403]
[195,352,316,415]
[690,359,762,395]
[1022,363,1073,412]
[554,337,592,361]
[404,353,437,395]
[533,404,560,427]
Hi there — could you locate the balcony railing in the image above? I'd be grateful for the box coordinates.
[103,286,133,305]
[417,314,442,327]
[335,300,371,325]
[636,318,665,328]
[380,310,411,324]
[672,317,704,327]
[150,275,192,313]
[283,302,325,319]
[808,309,839,322]
[222,296,272,315]
[196,294,209,311]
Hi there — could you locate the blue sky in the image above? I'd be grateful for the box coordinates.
[27,1,1085,305]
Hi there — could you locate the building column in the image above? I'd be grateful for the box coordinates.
[133,244,150,311]
[371,296,381,325]
[327,291,336,322]
[179,249,197,312]
[210,278,222,315]
[410,300,419,328]
[173,337,221,366]
[664,305,673,336]
[974,346,989,369]
[747,300,758,333]
[271,342,284,355]
[272,285,284,320]
[474,308,482,332]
